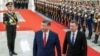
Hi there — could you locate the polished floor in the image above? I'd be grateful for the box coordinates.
[0,31,35,56]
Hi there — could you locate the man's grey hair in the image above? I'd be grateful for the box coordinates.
[42,20,51,26]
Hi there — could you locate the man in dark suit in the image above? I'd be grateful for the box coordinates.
[62,20,87,56]
[3,2,18,56]
[33,20,61,56]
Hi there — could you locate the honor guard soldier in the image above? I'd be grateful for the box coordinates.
[71,4,75,20]
[3,2,18,56]
[93,12,98,33]
[81,8,86,32]
[48,2,52,18]
[86,7,93,40]
[61,2,65,25]
[48,2,50,18]
[25,0,29,9]
[20,0,23,9]
[77,10,81,31]
[73,8,77,20]
[17,0,20,9]
[75,8,79,22]
[54,3,58,21]
[52,3,55,19]
[67,6,71,29]
[21,0,25,9]
[93,12,100,44]
[16,0,19,9]
[34,0,37,10]
[36,1,39,11]
[57,3,61,23]
[13,0,17,9]
[51,3,55,20]
[64,2,69,26]
[69,5,73,21]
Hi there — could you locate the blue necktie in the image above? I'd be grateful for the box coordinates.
[72,33,75,45]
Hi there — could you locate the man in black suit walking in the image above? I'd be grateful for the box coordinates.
[62,20,87,56]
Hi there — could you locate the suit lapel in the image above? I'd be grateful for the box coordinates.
[68,31,72,45]
[40,31,44,47]
[73,31,79,46]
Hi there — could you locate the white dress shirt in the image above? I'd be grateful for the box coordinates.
[43,30,49,42]
[70,30,78,44]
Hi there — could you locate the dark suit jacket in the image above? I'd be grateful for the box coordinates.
[33,30,61,56]
[63,31,87,56]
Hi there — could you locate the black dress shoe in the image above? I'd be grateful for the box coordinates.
[12,52,17,55]
[9,52,13,56]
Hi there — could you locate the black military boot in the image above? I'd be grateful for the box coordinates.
[92,34,99,44]
[9,51,13,56]
[87,32,92,40]
[12,52,17,55]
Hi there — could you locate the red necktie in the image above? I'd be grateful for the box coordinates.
[43,33,46,46]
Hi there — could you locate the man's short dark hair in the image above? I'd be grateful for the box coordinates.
[42,20,51,26]
[70,20,78,26]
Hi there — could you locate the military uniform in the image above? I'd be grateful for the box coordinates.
[69,6,73,21]
[64,4,69,26]
[52,3,56,20]
[13,0,17,9]
[21,0,25,9]
[77,10,81,31]
[3,2,18,56]
[86,8,93,40]
[25,0,29,9]
[81,10,86,32]
[17,0,21,9]
[16,0,19,9]
[57,4,61,23]
[93,12,100,44]
[66,5,71,28]
[61,3,65,25]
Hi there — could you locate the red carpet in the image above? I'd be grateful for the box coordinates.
[0,10,100,56]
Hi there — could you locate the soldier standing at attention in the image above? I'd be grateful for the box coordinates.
[93,12,100,44]
[17,0,20,9]
[16,0,19,9]
[81,7,86,33]
[3,2,18,56]
[86,6,93,40]
[21,0,25,9]
[13,0,16,9]
[25,0,29,9]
